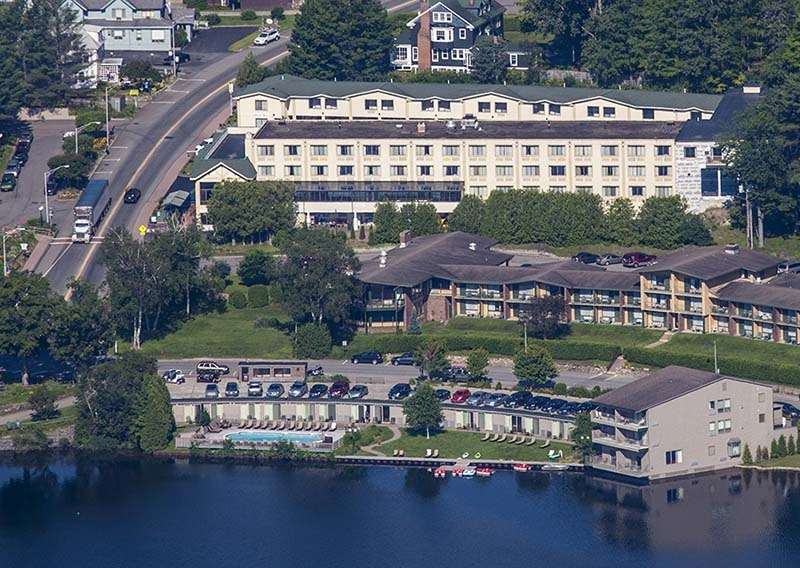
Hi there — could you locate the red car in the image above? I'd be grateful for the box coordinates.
[622,251,657,268]
[451,389,471,404]
[328,380,350,399]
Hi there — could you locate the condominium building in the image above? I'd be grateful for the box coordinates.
[591,366,788,479]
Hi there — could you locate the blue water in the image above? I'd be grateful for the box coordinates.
[0,458,798,567]
[226,431,324,443]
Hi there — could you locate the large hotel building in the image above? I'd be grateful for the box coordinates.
[190,75,759,229]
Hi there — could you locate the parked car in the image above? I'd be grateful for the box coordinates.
[503,391,533,409]
[572,252,600,264]
[123,187,141,204]
[526,395,551,410]
[288,381,308,398]
[390,352,416,366]
[253,28,280,46]
[450,388,471,403]
[163,51,190,65]
[351,351,383,364]
[597,253,622,266]
[348,384,369,399]
[543,398,568,414]
[45,176,60,195]
[307,365,324,377]
[224,381,239,397]
[434,388,451,402]
[196,360,230,375]
[0,173,16,192]
[444,366,470,382]
[782,402,800,418]
[329,380,350,399]
[622,251,657,268]
[466,391,488,406]
[247,381,263,397]
[161,369,185,384]
[309,383,329,399]
[484,393,509,407]
[13,150,27,165]
[4,161,21,177]
[15,139,30,154]
[196,371,220,383]
[204,384,219,398]
[265,383,285,398]
[388,383,413,400]
[778,260,800,274]
[576,401,598,413]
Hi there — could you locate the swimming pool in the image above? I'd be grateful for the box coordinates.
[225,431,324,444]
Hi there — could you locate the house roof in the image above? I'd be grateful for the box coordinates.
[593,366,725,412]
[253,119,684,141]
[407,0,505,29]
[677,87,762,142]
[189,133,256,181]
[716,280,800,311]
[235,74,722,112]
[85,18,173,28]
[638,245,780,280]
[68,0,164,10]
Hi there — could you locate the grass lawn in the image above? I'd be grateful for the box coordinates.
[211,242,278,256]
[761,454,800,468]
[224,14,295,51]
[712,224,800,259]
[228,30,261,51]
[375,429,574,462]
[0,142,14,173]
[654,333,800,366]
[335,424,394,456]
[567,323,663,347]
[140,307,293,359]
[3,405,79,437]
[0,382,75,409]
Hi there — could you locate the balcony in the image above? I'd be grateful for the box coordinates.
[459,289,480,298]
[647,283,670,292]
[481,290,503,300]
[646,302,670,311]
[781,315,798,325]
[592,412,647,430]
[589,456,647,477]
[686,305,703,314]
[511,291,536,301]
[366,299,403,310]
[711,305,729,315]
[758,313,774,322]
[575,296,595,304]
[735,310,754,319]
[592,432,648,452]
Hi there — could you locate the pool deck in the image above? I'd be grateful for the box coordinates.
[177,427,345,451]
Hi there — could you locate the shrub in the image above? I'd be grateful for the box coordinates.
[553,383,568,395]
[206,13,221,25]
[29,385,59,421]
[254,316,282,329]
[294,323,332,358]
[329,374,349,384]
[210,261,231,282]
[247,284,270,307]
[270,6,285,20]
[240,10,257,20]
[238,249,274,286]
[228,288,247,309]
[446,317,519,334]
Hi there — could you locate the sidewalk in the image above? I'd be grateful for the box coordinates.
[0,396,76,424]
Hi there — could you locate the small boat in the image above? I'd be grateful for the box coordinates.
[462,467,477,478]
[512,463,531,473]
[451,467,464,477]
[542,464,570,472]
[475,467,493,477]
[433,466,448,478]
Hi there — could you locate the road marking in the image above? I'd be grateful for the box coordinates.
[42,243,74,277]
[151,101,176,104]
[103,158,121,162]
[111,146,129,149]
[94,170,113,174]
[166,89,190,94]
[178,78,207,82]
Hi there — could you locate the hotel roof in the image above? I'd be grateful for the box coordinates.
[717,280,800,311]
[638,245,780,280]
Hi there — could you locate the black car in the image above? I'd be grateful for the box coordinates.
[224,381,239,397]
[12,150,27,166]
[782,402,800,418]
[309,383,328,399]
[503,391,533,409]
[123,187,141,203]
[388,383,413,400]
[348,384,369,399]
[351,351,383,364]
[0,173,16,192]
[45,176,60,195]
[572,252,600,264]
[196,371,220,383]
[265,383,285,398]
[434,388,451,402]
[526,395,551,410]
[163,52,191,65]
[596,253,622,266]
[444,366,470,382]
[390,352,416,366]
[543,398,568,414]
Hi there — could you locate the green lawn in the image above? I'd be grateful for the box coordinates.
[2,405,79,438]
[713,223,800,259]
[0,382,75,409]
[760,454,800,468]
[140,307,293,359]
[0,142,14,174]
[375,429,573,462]
[655,334,800,366]
[335,424,393,456]
[567,323,663,347]
[228,30,261,52]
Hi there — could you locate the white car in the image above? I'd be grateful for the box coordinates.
[196,360,230,375]
[162,369,186,384]
[253,28,280,46]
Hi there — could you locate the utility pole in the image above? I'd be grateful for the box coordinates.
[744,185,753,249]
[105,85,110,153]
[713,340,719,374]
[171,21,177,77]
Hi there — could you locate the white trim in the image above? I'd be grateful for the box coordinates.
[190,162,254,182]
[404,2,475,30]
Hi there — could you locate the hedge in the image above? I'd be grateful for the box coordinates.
[624,347,800,386]
[247,284,270,308]
[446,317,520,334]
[228,289,247,309]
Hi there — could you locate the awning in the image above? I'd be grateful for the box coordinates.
[163,190,190,208]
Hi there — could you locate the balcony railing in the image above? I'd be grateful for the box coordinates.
[592,432,648,450]
[686,305,703,314]
[781,315,798,325]
[460,290,480,298]
[736,310,754,319]
[589,456,645,474]
[759,313,773,322]
[481,291,503,299]
[648,283,670,292]
[366,299,403,309]
[711,305,729,315]
[646,302,670,310]
[592,412,647,429]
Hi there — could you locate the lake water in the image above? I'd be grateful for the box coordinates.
[0,458,799,567]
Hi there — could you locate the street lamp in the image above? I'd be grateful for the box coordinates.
[44,164,70,224]
[74,121,102,154]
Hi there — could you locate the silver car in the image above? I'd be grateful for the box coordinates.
[288,381,308,398]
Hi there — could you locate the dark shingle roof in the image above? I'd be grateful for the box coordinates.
[235,75,722,112]
[189,133,256,181]
[716,280,800,311]
[638,246,780,280]
[769,272,800,290]
[677,87,762,142]
[593,366,723,412]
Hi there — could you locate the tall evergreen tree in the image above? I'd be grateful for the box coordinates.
[447,195,485,234]
[0,1,25,118]
[236,52,266,87]
[471,36,508,84]
[371,202,402,244]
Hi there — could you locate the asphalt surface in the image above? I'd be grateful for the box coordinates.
[186,26,258,53]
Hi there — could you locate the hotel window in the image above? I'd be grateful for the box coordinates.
[758,392,766,403]
[309,98,322,109]
[549,186,566,193]
[421,100,434,111]
[112,30,124,39]
[665,450,682,465]
[381,100,395,110]
[310,145,327,156]
[470,165,487,176]
[548,145,565,157]
[284,145,300,156]
[522,145,539,157]
[759,413,766,423]
[257,165,274,176]
[459,28,467,39]
[602,186,618,197]
[532,102,545,114]
[601,145,618,157]
[311,165,327,176]
[708,445,716,456]
[136,30,142,41]
[628,145,645,158]
[152,30,165,43]
[444,165,460,176]
[656,145,671,156]
[576,186,592,193]
[443,145,459,157]
[365,165,381,176]
[603,107,616,118]
[549,104,561,116]
[630,186,644,197]
[496,165,513,177]
[495,145,513,158]
[325,98,338,109]
[255,118,267,127]
[339,165,354,176]
[469,145,486,158]
[496,185,513,191]
[285,165,300,176]
[478,101,491,113]
[255,100,267,111]
[601,165,619,177]
[338,145,354,156]
[522,165,539,177]
[587,106,599,117]
[438,100,451,111]
[364,145,381,156]
[495,102,508,113]
[389,145,406,157]
[684,146,696,158]
[717,419,732,433]
[709,422,716,436]
[655,165,671,177]
[717,398,731,413]
[469,186,488,198]
[656,186,671,197]
[390,165,407,176]
[575,145,592,157]
[418,165,432,176]
[576,165,591,177]
[642,108,655,119]
[364,99,378,110]
[628,165,645,177]
[416,145,432,156]
[256,145,274,157]
[550,165,566,176]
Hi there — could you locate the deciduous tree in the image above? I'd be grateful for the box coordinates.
[415,338,449,379]
[207,181,296,244]
[513,347,557,383]
[237,249,275,286]
[466,348,489,379]
[471,36,508,84]
[235,52,266,87]
[402,383,443,437]
[447,195,485,234]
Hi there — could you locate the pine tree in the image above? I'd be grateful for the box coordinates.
[788,435,796,455]
[778,434,788,457]
[0,1,25,118]
[604,198,637,245]
[742,443,753,465]
[771,438,779,459]
[134,374,176,452]
[236,52,266,87]
[448,195,485,234]
[755,445,763,463]
[371,202,401,244]
[471,36,508,84]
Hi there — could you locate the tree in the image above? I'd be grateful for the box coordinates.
[287,0,393,81]
[134,373,175,452]
[637,196,691,249]
[206,181,296,244]
[447,195,485,234]
[788,435,796,455]
[0,1,25,118]
[278,228,360,325]
[415,338,449,379]
[235,52,266,87]
[402,383,443,438]
[466,348,489,379]
[46,153,91,189]
[520,0,595,64]
[778,434,788,457]
[604,198,637,245]
[237,249,275,286]
[519,296,567,344]
[294,323,332,358]
[471,36,508,84]
[270,7,285,21]
[771,438,779,459]
[121,59,161,83]
[0,272,60,385]
[583,1,642,87]
[399,203,441,237]
[571,411,593,462]
[513,347,557,384]
[679,215,714,246]
[29,384,59,421]
[370,202,402,244]
[742,443,753,465]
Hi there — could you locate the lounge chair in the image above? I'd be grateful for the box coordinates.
[508,435,518,444]
[305,422,313,431]
[461,452,469,459]
[540,440,550,449]
[425,449,433,458]
[266,420,274,429]
[489,433,499,442]
[497,434,507,443]
[288,422,297,431]
[329,422,337,432]
[398,449,405,457]
[481,432,491,442]
[525,438,536,446]
[261,420,269,429]
[393,449,399,457]
[547,449,563,460]
[432,449,439,458]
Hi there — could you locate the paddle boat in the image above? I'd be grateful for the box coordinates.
[512,463,532,473]
[433,466,448,478]
[462,467,477,478]
[475,467,494,477]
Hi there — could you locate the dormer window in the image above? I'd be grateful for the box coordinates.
[432,11,453,23]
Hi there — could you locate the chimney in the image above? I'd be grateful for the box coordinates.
[724,243,740,255]
[399,230,412,247]
[379,250,388,267]
[468,242,477,251]
[417,0,432,71]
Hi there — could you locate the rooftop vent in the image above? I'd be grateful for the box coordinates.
[417,122,426,134]
[379,250,387,267]
[446,119,456,129]
[743,84,761,94]
[725,244,740,255]
[468,242,477,251]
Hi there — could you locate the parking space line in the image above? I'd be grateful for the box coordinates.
[111,146,129,149]
[103,158,121,161]
[178,78,206,82]
[166,89,190,93]
[151,101,176,104]
[94,170,113,174]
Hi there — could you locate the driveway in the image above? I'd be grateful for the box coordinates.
[185,26,259,53]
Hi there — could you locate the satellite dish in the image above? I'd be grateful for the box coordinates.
[265,18,274,25]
